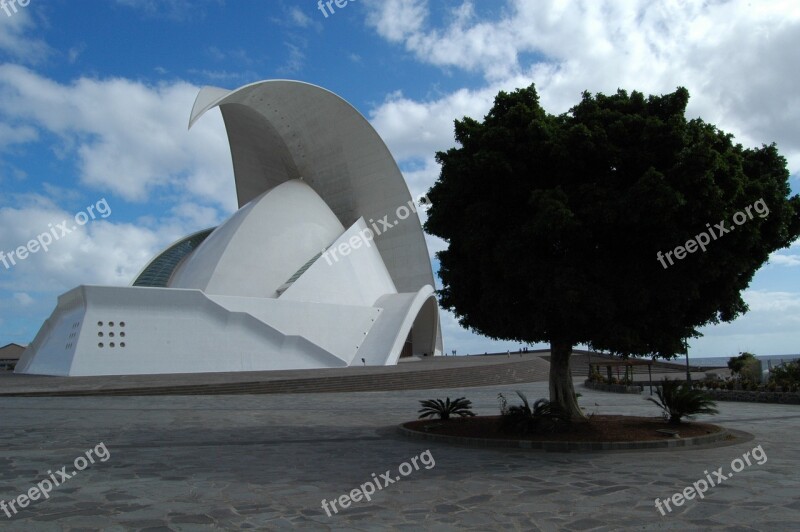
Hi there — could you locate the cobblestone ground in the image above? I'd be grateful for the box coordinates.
[0,381,798,531]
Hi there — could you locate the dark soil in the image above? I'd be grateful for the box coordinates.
[404,415,723,442]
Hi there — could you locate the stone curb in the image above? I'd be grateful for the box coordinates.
[397,422,729,452]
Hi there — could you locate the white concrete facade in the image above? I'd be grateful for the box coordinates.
[16,80,442,376]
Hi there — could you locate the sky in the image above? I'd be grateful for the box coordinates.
[0,0,798,359]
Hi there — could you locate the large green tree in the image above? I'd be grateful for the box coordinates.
[425,85,800,420]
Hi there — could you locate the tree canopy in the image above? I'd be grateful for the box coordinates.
[425,84,800,418]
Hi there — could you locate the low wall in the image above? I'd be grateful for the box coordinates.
[583,381,642,394]
[700,389,800,405]
[632,380,800,404]
[587,378,800,403]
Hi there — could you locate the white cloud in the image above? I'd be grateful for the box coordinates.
[169,201,222,230]
[0,122,38,148]
[365,0,428,42]
[0,7,51,64]
[289,7,313,28]
[0,197,167,292]
[365,0,800,173]
[0,189,219,303]
[769,253,800,267]
[744,290,800,313]
[0,65,236,209]
[278,42,306,75]
[67,44,86,64]
[370,84,508,162]
[13,292,34,306]
[692,289,800,355]
[113,0,199,21]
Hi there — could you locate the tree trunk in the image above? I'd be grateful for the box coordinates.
[549,340,587,422]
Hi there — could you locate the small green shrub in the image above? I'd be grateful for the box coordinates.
[728,352,761,384]
[620,365,633,385]
[646,379,719,425]
[589,366,604,383]
[418,397,475,420]
[498,391,567,434]
[769,360,800,388]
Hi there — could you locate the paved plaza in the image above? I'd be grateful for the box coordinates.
[0,380,798,531]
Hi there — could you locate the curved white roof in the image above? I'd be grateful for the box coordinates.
[170,179,345,298]
[188,80,435,295]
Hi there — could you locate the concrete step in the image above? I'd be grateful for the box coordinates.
[4,351,704,398]
[2,358,552,397]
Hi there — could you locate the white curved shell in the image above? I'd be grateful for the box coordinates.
[189,80,435,295]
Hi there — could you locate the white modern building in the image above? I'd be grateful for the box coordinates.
[15,80,443,376]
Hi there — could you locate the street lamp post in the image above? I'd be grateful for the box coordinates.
[684,339,691,383]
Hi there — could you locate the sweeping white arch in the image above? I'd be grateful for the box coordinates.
[189,80,436,295]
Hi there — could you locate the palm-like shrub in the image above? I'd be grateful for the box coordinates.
[646,379,719,424]
[418,397,475,420]
[769,360,800,389]
[498,391,567,434]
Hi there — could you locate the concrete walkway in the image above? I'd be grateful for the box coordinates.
[0,380,797,530]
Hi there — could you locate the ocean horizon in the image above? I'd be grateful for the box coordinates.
[686,354,800,368]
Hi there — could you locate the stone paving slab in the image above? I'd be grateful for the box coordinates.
[0,381,797,530]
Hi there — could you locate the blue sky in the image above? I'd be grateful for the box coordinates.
[0,0,798,359]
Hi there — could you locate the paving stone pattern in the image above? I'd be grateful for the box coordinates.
[0,381,798,530]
